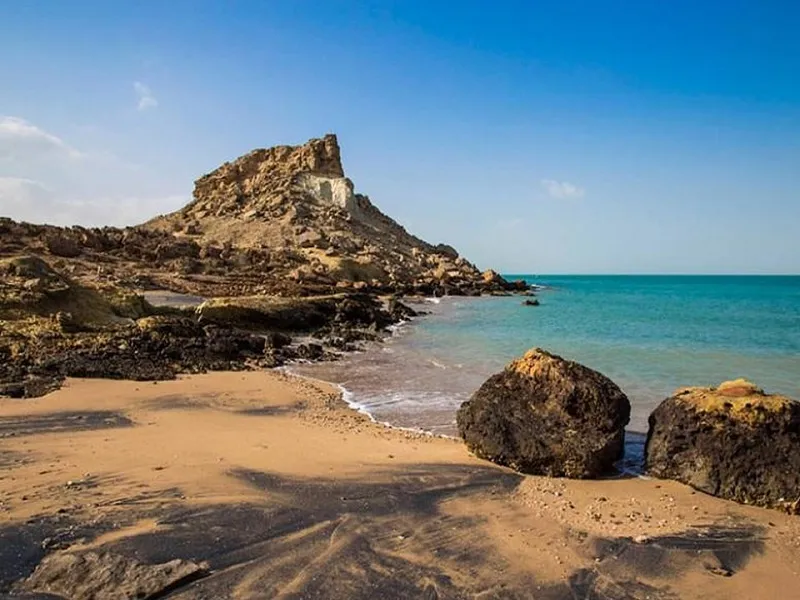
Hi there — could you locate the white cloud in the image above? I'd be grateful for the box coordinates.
[0,177,54,205]
[541,179,585,199]
[0,115,186,227]
[70,194,187,226]
[134,81,158,111]
[0,116,82,160]
[0,178,186,226]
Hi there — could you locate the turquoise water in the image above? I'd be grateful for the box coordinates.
[295,276,800,435]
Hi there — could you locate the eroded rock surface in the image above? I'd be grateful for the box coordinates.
[20,551,209,600]
[457,348,631,478]
[645,379,800,509]
[1,135,524,298]
[0,256,403,398]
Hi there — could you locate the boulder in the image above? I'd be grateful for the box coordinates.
[645,379,800,509]
[434,243,459,259]
[265,331,292,349]
[45,233,82,258]
[522,299,540,306]
[481,269,508,286]
[457,348,630,478]
[204,327,266,358]
[102,288,154,320]
[295,343,325,361]
[21,551,209,600]
[388,297,418,321]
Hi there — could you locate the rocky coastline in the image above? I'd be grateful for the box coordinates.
[0,134,529,400]
[455,347,800,514]
[1,133,798,598]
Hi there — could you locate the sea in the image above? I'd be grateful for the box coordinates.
[293,275,800,442]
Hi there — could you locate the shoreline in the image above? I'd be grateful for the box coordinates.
[289,296,654,469]
[298,286,799,440]
[282,367,450,439]
[1,369,799,598]
[282,309,463,441]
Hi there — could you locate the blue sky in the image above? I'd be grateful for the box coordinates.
[1,1,798,273]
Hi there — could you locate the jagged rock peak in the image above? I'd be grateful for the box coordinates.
[160,133,352,230]
[194,133,344,198]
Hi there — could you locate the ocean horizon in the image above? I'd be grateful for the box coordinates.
[294,274,800,438]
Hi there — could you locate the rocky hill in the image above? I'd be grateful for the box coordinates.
[146,134,511,295]
[0,133,527,397]
[0,134,522,297]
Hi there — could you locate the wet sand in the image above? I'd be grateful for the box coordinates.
[1,371,798,599]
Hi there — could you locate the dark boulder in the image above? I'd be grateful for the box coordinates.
[0,381,26,398]
[45,233,82,258]
[457,348,630,478]
[645,379,800,510]
[522,299,540,306]
[204,327,266,359]
[295,343,325,361]
[434,243,459,259]
[265,331,292,349]
[334,294,393,329]
[388,297,418,321]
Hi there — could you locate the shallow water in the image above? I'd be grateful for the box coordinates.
[294,276,800,436]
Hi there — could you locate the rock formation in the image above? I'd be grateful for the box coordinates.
[0,133,527,398]
[0,134,525,297]
[645,379,800,510]
[457,348,631,478]
[21,551,209,599]
[145,134,519,295]
[0,286,402,398]
[0,255,131,328]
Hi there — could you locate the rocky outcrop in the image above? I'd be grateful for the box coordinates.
[143,134,518,295]
[0,258,405,398]
[481,269,528,293]
[645,379,800,510]
[195,293,393,333]
[1,135,525,298]
[21,551,209,599]
[457,349,630,478]
[0,134,527,396]
[0,255,125,328]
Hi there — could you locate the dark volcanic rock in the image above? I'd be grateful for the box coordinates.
[295,343,325,361]
[203,326,267,359]
[645,379,800,509]
[195,294,391,332]
[264,331,292,349]
[20,551,209,599]
[522,298,540,306]
[388,297,418,321]
[457,348,631,478]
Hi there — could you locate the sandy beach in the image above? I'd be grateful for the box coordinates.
[1,370,798,599]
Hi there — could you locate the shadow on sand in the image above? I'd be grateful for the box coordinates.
[2,462,767,599]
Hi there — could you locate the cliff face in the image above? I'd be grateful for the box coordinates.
[145,134,491,293]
